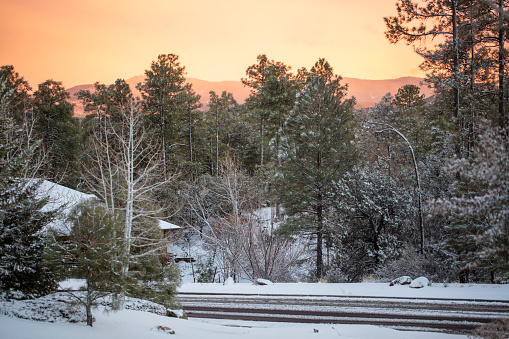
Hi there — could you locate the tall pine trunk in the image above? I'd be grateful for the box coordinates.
[259,118,265,166]
[498,0,506,129]
[316,150,323,280]
[452,0,460,120]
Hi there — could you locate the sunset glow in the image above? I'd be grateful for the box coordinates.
[0,0,424,88]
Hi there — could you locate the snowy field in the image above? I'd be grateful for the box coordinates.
[2,281,508,338]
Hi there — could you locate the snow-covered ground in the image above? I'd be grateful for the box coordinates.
[0,306,467,339]
[178,281,509,301]
[2,281,507,338]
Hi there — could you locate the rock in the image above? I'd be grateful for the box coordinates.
[389,276,412,286]
[409,277,430,288]
[156,325,175,334]
[166,309,188,319]
[255,278,274,286]
[224,277,235,285]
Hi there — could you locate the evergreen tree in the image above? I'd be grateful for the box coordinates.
[49,201,126,326]
[0,88,57,297]
[393,84,425,109]
[206,90,238,175]
[432,123,509,281]
[278,59,357,280]
[385,0,462,119]
[77,79,133,141]
[331,162,416,282]
[385,1,509,155]
[0,65,32,127]
[242,55,300,167]
[181,83,203,176]
[33,80,81,187]
[138,54,200,175]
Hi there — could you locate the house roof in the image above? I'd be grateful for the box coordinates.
[37,180,180,231]
[158,220,181,230]
[37,180,97,215]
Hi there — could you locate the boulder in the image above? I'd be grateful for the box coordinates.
[166,309,188,319]
[389,276,412,286]
[224,277,235,285]
[409,277,430,288]
[255,278,274,286]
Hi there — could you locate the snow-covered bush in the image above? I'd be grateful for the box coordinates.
[409,277,430,288]
[375,246,457,283]
[0,293,88,323]
[330,162,416,282]
[323,268,349,283]
[0,292,168,324]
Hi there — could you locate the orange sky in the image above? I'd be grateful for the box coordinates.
[0,0,424,88]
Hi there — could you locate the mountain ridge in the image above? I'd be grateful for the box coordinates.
[67,76,433,118]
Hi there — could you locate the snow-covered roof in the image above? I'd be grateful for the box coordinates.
[158,220,181,230]
[37,180,97,215]
[35,180,97,232]
[37,180,180,232]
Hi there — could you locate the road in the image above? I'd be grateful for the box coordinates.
[178,292,509,334]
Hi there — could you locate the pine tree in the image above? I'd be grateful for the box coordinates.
[206,90,238,175]
[48,201,126,326]
[0,66,32,126]
[385,0,509,154]
[432,123,509,281]
[0,86,57,297]
[33,80,81,187]
[278,58,357,280]
[138,54,200,175]
[242,55,299,167]
[385,0,462,119]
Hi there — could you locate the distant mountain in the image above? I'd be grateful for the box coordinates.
[67,76,432,118]
[342,76,433,108]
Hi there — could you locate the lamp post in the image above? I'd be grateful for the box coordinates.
[366,121,424,254]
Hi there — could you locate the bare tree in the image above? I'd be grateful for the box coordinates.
[82,99,178,273]
[183,156,304,282]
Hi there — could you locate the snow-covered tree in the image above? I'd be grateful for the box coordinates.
[0,86,57,297]
[432,123,509,280]
[48,201,126,326]
[331,162,416,282]
[277,58,357,280]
